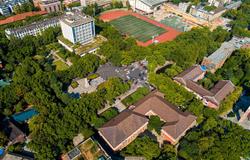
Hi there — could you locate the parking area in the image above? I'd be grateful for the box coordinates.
[96,60,148,85]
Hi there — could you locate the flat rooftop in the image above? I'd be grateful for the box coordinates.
[141,0,167,7]
[60,11,94,27]
[205,37,250,66]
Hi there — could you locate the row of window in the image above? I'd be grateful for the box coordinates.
[9,24,58,38]
[44,4,60,13]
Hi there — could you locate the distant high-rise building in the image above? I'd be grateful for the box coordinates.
[60,11,95,44]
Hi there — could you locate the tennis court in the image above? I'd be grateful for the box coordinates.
[160,16,190,32]
[110,15,166,42]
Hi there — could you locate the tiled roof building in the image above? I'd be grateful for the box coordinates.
[99,91,197,151]
[2,119,26,145]
[174,65,235,109]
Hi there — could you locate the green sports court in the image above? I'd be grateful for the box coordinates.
[160,16,190,32]
[110,15,166,42]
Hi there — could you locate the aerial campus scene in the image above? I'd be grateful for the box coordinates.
[0,0,250,160]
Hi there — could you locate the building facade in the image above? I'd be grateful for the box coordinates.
[189,5,226,22]
[5,16,60,39]
[35,0,62,13]
[128,0,167,14]
[60,11,95,44]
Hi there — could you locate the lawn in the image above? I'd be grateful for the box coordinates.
[110,15,166,42]
[53,60,69,71]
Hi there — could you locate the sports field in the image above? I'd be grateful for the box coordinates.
[110,15,166,42]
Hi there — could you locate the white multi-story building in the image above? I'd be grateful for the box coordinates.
[60,11,95,44]
[5,17,60,39]
[178,2,190,13]
[128,0,167,14]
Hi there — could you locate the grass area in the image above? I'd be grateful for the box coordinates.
[53,60,69,71]
[204,5,217,12]
[110,15,166,42]
[122,87,150,106]
[58,35,74,47]
[71,81,79,89]
[87,73,100,80]
[75,35,107,55]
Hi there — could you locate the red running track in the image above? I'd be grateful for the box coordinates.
[99,10,181,47]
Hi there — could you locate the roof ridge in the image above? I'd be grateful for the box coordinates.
[213,80,232,97]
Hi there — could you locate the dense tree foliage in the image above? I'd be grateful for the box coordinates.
[218,86,242,115]
[13,2,37,14]
[122,136,177,160]
[82,1,124,16]
[0,131,8,147]
[178,118,250,160]
[223,0,250,37]
[148,115,165,134]
[0,5,249,159]
[97,19,229,71]
[121,136,161,160]
[0,24,130,159]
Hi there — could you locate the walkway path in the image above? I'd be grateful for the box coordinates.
[51,50,73,66]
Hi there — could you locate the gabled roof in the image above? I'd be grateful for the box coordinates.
[2,120,25,144]
[174,65,235,107]
[99,91,197,149]
[132,91,197,139]
[174,65,205,82]
[206,80,235,105]
[99,110,148,149]
[185,80,213,97]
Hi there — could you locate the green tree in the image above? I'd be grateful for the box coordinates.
[147,115,165,134]
[0,131,8,147]
[121,136,161,160]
